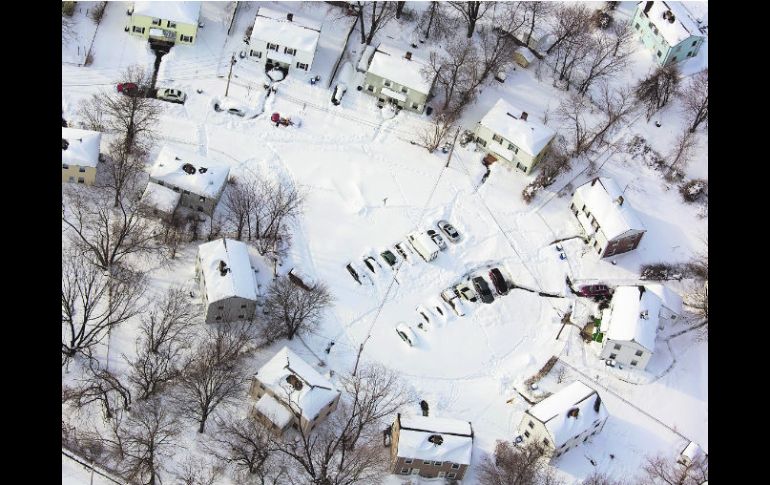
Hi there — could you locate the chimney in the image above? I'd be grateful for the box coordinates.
[520,111,528,122]
[405,51,412,60]
[287,13,293,22]
[643,1,654,15]
[615,195,624,206]
[567,408,580,418]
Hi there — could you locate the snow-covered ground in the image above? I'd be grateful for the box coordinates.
[62,2,708,484]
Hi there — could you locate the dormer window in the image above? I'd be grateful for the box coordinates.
[152,18,161,25]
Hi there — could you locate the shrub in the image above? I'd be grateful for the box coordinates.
[679,178,708,203]
[640,262,686,281]
[62,1,76,16]
[85,52,94,66]
[90,1,107,24]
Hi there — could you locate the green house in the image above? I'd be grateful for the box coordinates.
[127,1,201,46]
[631,1,705,66]
[362,46,435,114]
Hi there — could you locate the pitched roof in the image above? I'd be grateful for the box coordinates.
[643,1,703,46]
[528,381,608,448]
[197,238,258,304]
[479,98,555,156]
[644,283,683,315]
[140,182,181,214]
[396,414,473,465]
[251,6,321,53]
[573,178,645,241]
[367,45,434,94]
[62,127,101,168]
[133,1,201,25]
[605,286,661,352]
[254,393,294,429]
[149,146,229,198]
[255,347,339,421]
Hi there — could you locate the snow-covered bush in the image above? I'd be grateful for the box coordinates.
[679,179,708,203]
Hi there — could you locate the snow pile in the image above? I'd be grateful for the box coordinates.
[140,182,181,214]
[252,7,321,53]
[573,178,645,241]
[397,414,473,465]
[62,127,101,168]
[528,381,608,448]
[133,1,201,26]
[479,98,555,156]
[602,287,661,352]
[197,238,258,304]
[149,146,229,198]
[367,45,433,95]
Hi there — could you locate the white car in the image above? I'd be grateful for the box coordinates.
[441,288,466,316]
[156,88,186,104]
[396,323,417,347]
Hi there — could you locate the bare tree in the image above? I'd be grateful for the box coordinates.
[78,65,161,154]
[176,457,223,485]
[263,277,333,341]
[418,2,457,40]
[448,1,493,38]
[557,93,594,156]
[478,441,561,485]
[62,253,146,361]
[546,3,592,55]
[250,179,304,257]
[68,363,133,420]
[62,186,161,271]
[636,65,681,121]
[207,415,276,482]
[415,112,456,153]
[665,128,697,180]
[522,141,571,203]
[575,32,630,96]
[425,39,479,111]
[101,137,147,207]
[223,177,258,241]
[101,398,180,485]
[62,13,76,45]
[173,326,250,433]
[609,21,634,57]
[681,70,708,133]
[642,453,708,485]
[587,83,637,148]
[521,2,553,48]
[395,1,406,19]
[581,472,627,485]
[355,1,397,45]
[468,8,521,91]
[128,340,183,401]
[551,30,589,88]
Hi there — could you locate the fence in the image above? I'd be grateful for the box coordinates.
[62,447,130,485]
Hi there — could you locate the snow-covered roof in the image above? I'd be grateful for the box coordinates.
[528,381,608,448]
[133,1,201,25]
[573,178,645,241]
[149,146,229,198]
[644,283,683,315]
[643,1,703,46]
[140,182,181,214]
[605,286,661,352]
[479,98,555,156]
[255,393,294,429]
[252,7,321,53]
[357,44,377,72]
[396,414,473,465]
[197,238,258,304]
[381,87,407,103]
[62,127,101,168]
[367,46,434,95]
[255,347,339,421]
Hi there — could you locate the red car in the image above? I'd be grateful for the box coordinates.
[117,82,139,96]
[577,284,612,298]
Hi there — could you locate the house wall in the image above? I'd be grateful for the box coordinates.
[549,415,607,461]
[474,123,549,175]
[128,14,198,44]
[248,377,339,435]
[391,456,468,480]
[631,5,704,66]
[62,164,96,185]
[148,176,222,215]
[600,338,653,370]
[604,230,645,258]
[248,37,317,74]
[204,296,257,324]
[569,195,645,258]
[362,71,430,114]
[518,410,607,462]
[513,51,531,68]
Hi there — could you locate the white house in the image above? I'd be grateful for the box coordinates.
[148,146,229,216]
[248,7,321,75]
[599,285,682,370]
[518,381,608,461]
[474,98,556,174]
[362,45,435,114]
[570,178,646,258]
[196,238,259,324]
[62,127,101,185]
[248,346,340,435]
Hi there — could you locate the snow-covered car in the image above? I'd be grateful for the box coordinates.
[395,323,417,347]
[426,229,447,251]
[346,262,372,286]
[437,220,461,243]
[456,282,478,303]
[441,288,466,316]
[489,268,509,296]
[472,276,494,304]
[346,263,362,284]
[415,305,432,325]
[213,98,262,119]
[429,299,450,322]
[394,241,415,263]
[380,249,398,268]
[363,256,382,275]
[156,88,187,104]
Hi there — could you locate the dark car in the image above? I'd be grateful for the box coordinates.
[489,268,509,295]
[577,284,612,298]
[380,250,398,267]
[472,276,494,304]
[346,263,361,285]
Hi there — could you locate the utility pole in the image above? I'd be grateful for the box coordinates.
[225,53,236,97]
[445,127,461,168]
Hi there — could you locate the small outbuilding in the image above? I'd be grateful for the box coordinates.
[513,48,537,68]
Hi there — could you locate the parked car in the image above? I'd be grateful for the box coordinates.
[346,263,362,285]
[395,241,415,262]
[380,249,398,268]
[430,299,449,321]
[577,284,612,298]
[437,220,461,243]
[117,82,141,96]
[395,323,417,347]
[213,97,261,118]
[156,88,187,104]
[455,282,478,303]
[441,288,466,316]
[489,268,509,296]
[415,305,432,325]
[363,256,380,275]
[426,229,447,251]
[472,276,494,304]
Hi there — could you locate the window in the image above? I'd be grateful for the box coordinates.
[183,190,190,195]
[218,305,224,310]
[238,315,244,319]
[631,360,638,366]
[671,56,677,62]
[412,103,419,110]
[158,181,164,186]
[613,344,621,350]
[180,34,193,43]
[583,437,588,442]
[524,430,530,438]
[652,27,658,35]
[404,459,413,464]
[434,461,442,466]
[383,80,392,87]
[555,452,561,457]
[635,350,643,357]
[267,43,279,51]
[492,134,503,143]
[691,40,697,47]
[448,473,457,479]
[250,50,262,58]
[451,463,460,470]
[687,51,694,57]
[401,86,408,94]
[598,247,603,254]
[581,204,586,212]
[78,167,86,173]
[215,316,222,321]
[543,439,549,446]
[647,22,654,29]
[132,26,145,34]
[400,468,410,475]
[62,164,69,169]
[609,353,617,359]
[508,143,519,154]
[152,18,161,25]
[241,304,247,309]
[657,50,662,58]
[199,196,206,202]
[367,85,374,92]
[167,21,177,28]
[423,460,431,465]
[78,177,85,184]
[635,23,640,30]
[477,138,487,147]
[284,47,296,55]
[296,62,308,70]
[528,421,534,429]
